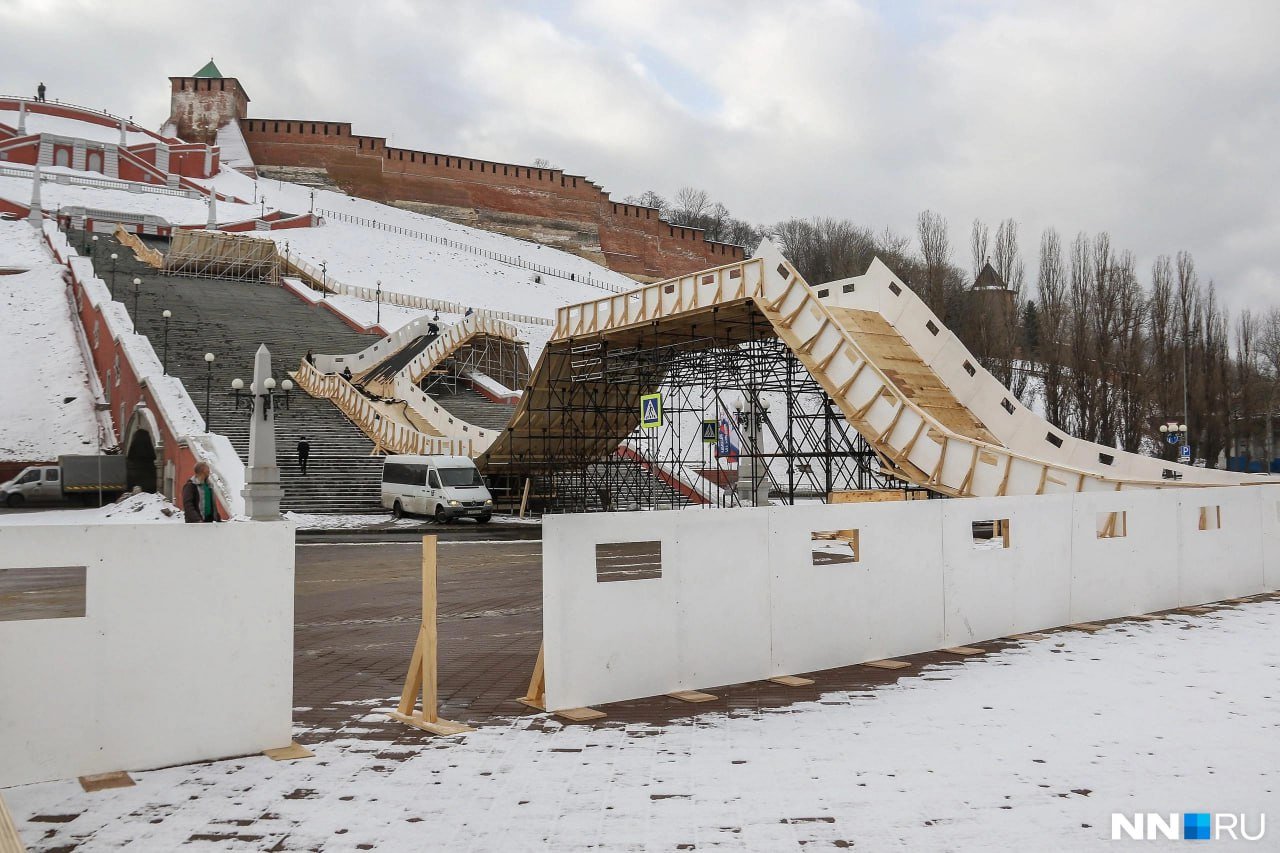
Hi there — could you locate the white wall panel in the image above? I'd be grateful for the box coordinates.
[543,488,1280,712]
[0,522,294,787]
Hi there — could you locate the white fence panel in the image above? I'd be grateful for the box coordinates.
[542,486,1280,712]
[0,522,294,787]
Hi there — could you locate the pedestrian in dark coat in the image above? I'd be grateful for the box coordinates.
[342,366,353,382]
[297,437,311,476]
[182,462,219,522]
[37,82,46,102]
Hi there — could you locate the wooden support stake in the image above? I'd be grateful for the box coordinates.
[388,535,474,736]
[518,477,532,519]
[78,771,136,792]
[263,742,314,761]
[515,643,605,721]
[667,690,719,703]
[861,659,911,670]
[0,792,24,853]
[768,675,815,687]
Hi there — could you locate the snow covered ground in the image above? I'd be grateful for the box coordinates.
[0,168,259,225]
[5,599,1277,850]
[0,221,99,461]
[0,107,164,147]
[0,491,182,525]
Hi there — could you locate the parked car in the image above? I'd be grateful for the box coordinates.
[381,454,493,523]
[0,455,128,507]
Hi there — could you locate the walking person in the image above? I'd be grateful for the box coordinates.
[181,462,220,523]
[297,437,311,476]
[305,349,315,366]
[36,82,46,102]
[342,365,353,382]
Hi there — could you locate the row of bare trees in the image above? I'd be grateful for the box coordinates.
[622,187,1274,466]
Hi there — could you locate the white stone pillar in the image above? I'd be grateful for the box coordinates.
[241,344,284,521]
[207,193,217,230]
[203,145,213,176]
[118,119,127,147]
[17,101,26,134]
[26,163,42,228]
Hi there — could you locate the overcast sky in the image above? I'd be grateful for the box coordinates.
[4,0,1277,311]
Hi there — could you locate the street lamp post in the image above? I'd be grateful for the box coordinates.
[204,352,216,430]
[260,195,267,220]
[109,252,118,299]
[376,280,382,326]
[131,277,141,328]
[309,190,315,216]
[90,233,98,262]
[320,260,327,299]
[161,310,172,373]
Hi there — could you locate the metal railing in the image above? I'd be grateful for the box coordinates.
[0,94,171,142]
[279,251,554,326]
[317,207,629,294]
[295,359,474,457]
[0,162,199,199]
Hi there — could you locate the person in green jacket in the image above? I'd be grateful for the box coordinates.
[181,462,220,523]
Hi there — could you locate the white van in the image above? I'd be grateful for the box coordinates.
[381,454,494,523]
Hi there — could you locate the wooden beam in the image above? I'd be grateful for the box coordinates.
[388,535,474,736]
[0,792,25,853]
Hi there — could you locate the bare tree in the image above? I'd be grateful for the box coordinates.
[1035,228,1068,427]
[1258,308,1280,463]
[969,219,990,280]
[916,210,951,317]
[530,158,557,170]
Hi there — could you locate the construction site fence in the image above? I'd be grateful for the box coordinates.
[279,250,554,327]
[316,207,629,296]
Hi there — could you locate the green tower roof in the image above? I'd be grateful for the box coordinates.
[193,59,223,79]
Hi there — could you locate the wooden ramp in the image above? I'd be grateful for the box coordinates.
[828,307,997,445]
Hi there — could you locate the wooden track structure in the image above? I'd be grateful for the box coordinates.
[306,313,529,455]
[481,240,1268,496]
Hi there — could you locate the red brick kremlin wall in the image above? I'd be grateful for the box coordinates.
[238,118,742,279]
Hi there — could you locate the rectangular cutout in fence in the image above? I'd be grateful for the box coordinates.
[1097,511,1127,539]
[1198,505,1222,531]
[971,519,1011,549]
[0,566,87,622]
[595,542,662,582]
[811,529,860,565]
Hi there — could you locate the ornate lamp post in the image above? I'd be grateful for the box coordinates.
[161,310,172,373]
[376,280,382,326]
[203,352,216,429]
[109,252,118,299]
[131,277,142,328]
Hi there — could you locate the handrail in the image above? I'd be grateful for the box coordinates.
[294,359,475,457]
[278,250,553,326]
[113,224,164,268]
[317,207,629,295]
[0,95,175,142]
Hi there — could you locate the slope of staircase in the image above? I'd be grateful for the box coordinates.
[425,384,517,431]
[85,231,388,513]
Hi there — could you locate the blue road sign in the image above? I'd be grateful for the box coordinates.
[1179,444,1191,462]
[640,393,662,429]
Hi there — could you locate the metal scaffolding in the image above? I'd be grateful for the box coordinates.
[165,230,280,284]
[488,307,916,514]
[420,336,531,397]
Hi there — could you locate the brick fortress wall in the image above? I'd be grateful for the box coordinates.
[238,118,742,280]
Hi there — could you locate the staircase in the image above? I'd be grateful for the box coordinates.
[425,384,517,431]
[84,232,389,513]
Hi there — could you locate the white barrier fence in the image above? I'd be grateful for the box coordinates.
[542,486,1280,711]
[0,522,295,787]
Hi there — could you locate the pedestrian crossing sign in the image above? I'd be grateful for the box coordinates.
[640,393,663,429]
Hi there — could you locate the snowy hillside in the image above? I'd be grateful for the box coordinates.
[0,107,163,147]
[0,165,258,224]
[0,220,100,461]
[199,168,639,316]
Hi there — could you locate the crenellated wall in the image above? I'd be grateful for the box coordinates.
[238,118,743,279]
